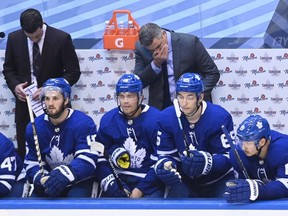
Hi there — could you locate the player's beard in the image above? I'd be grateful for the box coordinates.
[46,101,66,119]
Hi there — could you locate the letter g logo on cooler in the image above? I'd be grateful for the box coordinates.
[115,38,124,48]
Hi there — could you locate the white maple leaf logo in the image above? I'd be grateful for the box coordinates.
[123,137,146,168]
[45,145,74,169]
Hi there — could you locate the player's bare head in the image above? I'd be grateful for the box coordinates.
[139,23,163,47]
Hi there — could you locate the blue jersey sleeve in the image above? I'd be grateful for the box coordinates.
[94,156,116,182]
[157,103,233,184]
[135,167,164,195]
[24,110,99,183]
[230,130,288,200]
[156,106,182,162]
[97,105,163,195]
[209,113,234,175]
[0,133,19,196]
[68,114,99,181]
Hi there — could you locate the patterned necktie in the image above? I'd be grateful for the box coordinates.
[33,42,41,77]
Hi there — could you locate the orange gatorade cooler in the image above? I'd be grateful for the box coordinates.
[103,10,140,50]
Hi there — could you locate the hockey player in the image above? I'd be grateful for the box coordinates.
[24,78,117,197]
[96,73,164,198]
[0,132,27,197]
[224,115,288,202]
[154,72,234,197]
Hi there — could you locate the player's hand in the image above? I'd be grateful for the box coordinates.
[33,172,49,197]
[43,165,76,197]
[180,150,213,177]
[101,174,130,197]
[224,179,263,203]
[111,147,130,169]
[14,82,28,102]
[130,188,143,198]
[154,158,181,186]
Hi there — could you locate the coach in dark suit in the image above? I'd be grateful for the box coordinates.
[2,8,80,160]
[134,23,220,110]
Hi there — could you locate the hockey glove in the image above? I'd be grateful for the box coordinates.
[154,158,181,186]
[101,174,130,197]
[224,179,264,203]
[44,165,76,197]
[33,171,49,197]
[111,147,130,169]
[180,150,213,177]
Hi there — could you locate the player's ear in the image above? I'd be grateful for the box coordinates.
[198,92,204,104]
[64,98,69,107]
[258,137,267,148]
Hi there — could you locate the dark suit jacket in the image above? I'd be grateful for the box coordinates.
[3,24,81,124]
[134,31,220,110]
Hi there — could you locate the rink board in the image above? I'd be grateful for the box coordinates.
[0,198,288,216]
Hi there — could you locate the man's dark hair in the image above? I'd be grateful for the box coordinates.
[139,23,163,47]
[20,8,43,33]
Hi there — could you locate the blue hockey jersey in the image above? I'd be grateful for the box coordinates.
[157,101,233,185]
[230,130,288,200]
[0,132,24,197]
[24,109,99,184]
[96,104,162,195]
